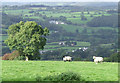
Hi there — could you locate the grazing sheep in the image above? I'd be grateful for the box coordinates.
[93,56,103,64]
[63,56,72,62]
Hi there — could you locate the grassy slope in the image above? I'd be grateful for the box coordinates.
[2,61,118,81]
[60,24,118,33]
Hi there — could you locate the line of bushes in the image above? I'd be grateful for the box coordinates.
[36,71,85,82]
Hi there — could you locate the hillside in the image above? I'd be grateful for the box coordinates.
[1,2,118,61]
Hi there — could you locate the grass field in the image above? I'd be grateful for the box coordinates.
[44,41,90,50]
[67,17,93,24]
[2,61,118,81]
[4,9,31,15]
[1,35,8,41]
[60,24,118,33]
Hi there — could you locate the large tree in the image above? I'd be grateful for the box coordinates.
[5,21,49,61]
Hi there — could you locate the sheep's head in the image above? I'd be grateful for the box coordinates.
[63,56,65,58]
[93,56,96,59]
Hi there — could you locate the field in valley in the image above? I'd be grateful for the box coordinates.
[2,61,118,81]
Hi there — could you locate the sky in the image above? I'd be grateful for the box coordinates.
[1,0,120,2]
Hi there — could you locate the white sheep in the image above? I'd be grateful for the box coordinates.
[93,56,103,64]
[63,56,72,62]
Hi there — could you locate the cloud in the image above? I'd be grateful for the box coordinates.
[1,0,119,2]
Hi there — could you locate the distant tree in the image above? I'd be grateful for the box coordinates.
[2,30,7,34]
[43,12,45,14]
[39,14,42,16]
[91,30,95,34]
[34,12,40,16]
[81,15,87,21]
[2,47,11,56]
[66,20,72,24]
[4,21,49,61]
[25,15,28,17]
[109,53,118,62]
[59,16,67,21]
[87,15,118,27]
[76,29,79,33]
[65,41,71,46]
[87,11,90,14]
[2,12,23,28]
[29,11,34,13]
[73,16,76,18]
[42,15,47,19]
[82,28,87,34]
[90,14,93,17]
[81,12,84,15]
[104,53,118,62]
[98,12,101,14]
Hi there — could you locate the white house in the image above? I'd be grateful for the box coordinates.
[59,42,65,45]
[49,20,65,25]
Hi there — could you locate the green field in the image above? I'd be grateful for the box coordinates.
[2,35,8,41]
[2,61,118,81]
[4,9,31,15]
[25,16,44,21]
[60,24,118,33]
[67,17,93,24]
[44,41,90,50]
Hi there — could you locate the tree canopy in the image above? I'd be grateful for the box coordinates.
[5,21,49,60]
[87,15,118,27]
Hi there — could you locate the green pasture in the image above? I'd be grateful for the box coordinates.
[44,41,90,50]
[3,9,112,23]
[2,61,118,81]
[44,45,60,48]
[2,29,7,31]
[46,41,60,45]
[60,46,81,50]
[67,13,111,25]
[4,9,31,15]
[67,17,92,24]
[60,24,84,33]
[77,41,90,46]
[100,43,115,47]
[1,35,8,41]
[43,12,72,18]
[23,13,33,16]
[60,24,118,33]
[25,16,44,21]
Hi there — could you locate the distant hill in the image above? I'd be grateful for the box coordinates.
[2,2,118,7]
[82,2,118,7]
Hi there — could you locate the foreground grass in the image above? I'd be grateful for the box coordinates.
[2,61,118,81]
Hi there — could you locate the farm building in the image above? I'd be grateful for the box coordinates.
[59,42,65,45]
[49,20,65,24]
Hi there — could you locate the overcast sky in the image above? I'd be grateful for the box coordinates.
[1,0,120,2]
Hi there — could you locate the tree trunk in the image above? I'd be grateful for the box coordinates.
[25,56,28,61]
